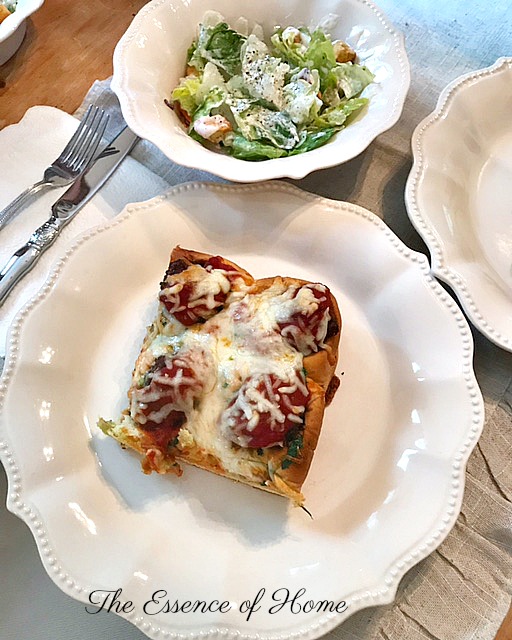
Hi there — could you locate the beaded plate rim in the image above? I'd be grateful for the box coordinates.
[405,57,512,352]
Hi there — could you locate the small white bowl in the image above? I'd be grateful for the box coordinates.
[112,0,410,182]
[0,0,44,65]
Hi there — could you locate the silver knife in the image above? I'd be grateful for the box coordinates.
[0,126,138,306]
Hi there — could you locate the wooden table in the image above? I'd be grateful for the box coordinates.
[0,1,511,639]
[0,0,147,128]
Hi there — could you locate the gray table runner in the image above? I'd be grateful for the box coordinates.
[1,0,511,638]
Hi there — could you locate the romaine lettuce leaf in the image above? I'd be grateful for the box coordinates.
[304,29,337,88]
[282,69,322,125]
[331,63,374,99]
[270,27,309,67]
[288,128,338,154]
[188,14,246,75]
[195,62,226,103]
[271,27,337,90]
[226,134,286,160]
[232,104,299,149]
[202,22,246,76]
[186,40,206,73]
[226,75,248,97]
[226,127,337,159]
[171,75,202,116]
[192,87,227,123]
[315,97,368,128]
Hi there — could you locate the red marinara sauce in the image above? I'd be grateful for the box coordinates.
[159,257,241,326]
[277,284,331,355]
[223,372,310,448]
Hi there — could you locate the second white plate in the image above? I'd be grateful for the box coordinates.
[0,182,483,640]
[406,57,512,352]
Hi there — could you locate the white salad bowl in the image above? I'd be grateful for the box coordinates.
[406,58,512,352]
[111,0,410,182]
[0,0,44,65]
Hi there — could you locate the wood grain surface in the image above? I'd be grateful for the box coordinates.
[0,2,511,639]
[0,0,147,128]
[499,607,512,640]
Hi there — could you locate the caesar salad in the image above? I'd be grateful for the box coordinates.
[168,12,374,160]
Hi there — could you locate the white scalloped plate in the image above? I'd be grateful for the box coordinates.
[0,183,483,640]
[111,0,410,182]
[405,57,512,352]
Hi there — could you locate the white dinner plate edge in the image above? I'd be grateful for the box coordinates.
[405,56,512,352]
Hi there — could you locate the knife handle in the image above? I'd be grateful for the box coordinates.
[0,219,61,306]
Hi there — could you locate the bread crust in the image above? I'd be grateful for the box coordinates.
[271,377,325,497]
[100,247,342,505]
[170,246,255,286]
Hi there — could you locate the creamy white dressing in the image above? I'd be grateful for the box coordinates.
[241,34,290,108]
[193,114,232,141]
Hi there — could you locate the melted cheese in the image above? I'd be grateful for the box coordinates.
[273,283,325,322]
[161,265,232,314]
[220,369,308,447]
[131,345,216,423]
[128,276,330,481]
[149,334,182,358]
[175,295,303,478]
[273,282,331,354]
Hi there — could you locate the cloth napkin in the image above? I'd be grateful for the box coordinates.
[0,106,169,352]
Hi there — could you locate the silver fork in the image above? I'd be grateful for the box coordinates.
[0,105,110,232]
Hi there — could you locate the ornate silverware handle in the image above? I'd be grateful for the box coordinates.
[0,219,61,306]
[0,181,51,232]
[0,127,138,307]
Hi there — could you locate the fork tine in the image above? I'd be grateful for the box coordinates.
[79,112,110,170]
[61,106,102,166]
[0,106,115,232]
[70,112,110,173]
[58,105,97,165]
[66,107,102,165]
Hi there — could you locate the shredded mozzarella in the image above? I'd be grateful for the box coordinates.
[160,265,233,321]
[132,271,333,477]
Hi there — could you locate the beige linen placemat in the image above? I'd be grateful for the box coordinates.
[74,62,512,638]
